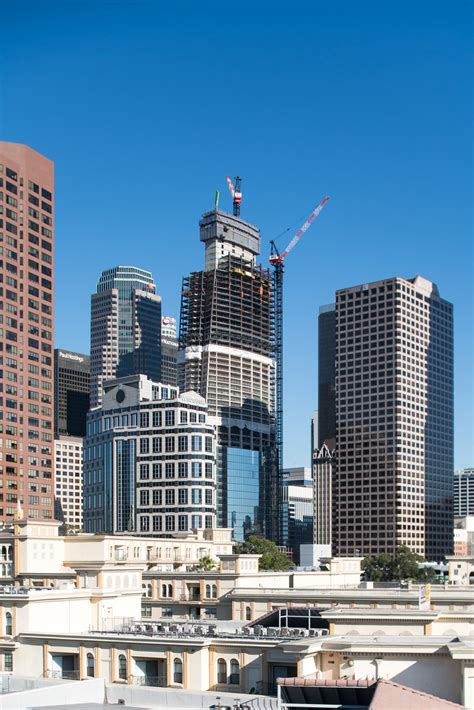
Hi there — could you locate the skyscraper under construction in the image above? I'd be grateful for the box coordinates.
[179,205,277,541]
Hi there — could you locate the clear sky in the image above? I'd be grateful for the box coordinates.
[1,0,472,468]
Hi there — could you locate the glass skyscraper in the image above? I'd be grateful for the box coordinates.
[225,448,260,542]
[90,266,161,407]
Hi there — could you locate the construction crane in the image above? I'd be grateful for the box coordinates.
[226,176,242,216]
[269,196,330,479]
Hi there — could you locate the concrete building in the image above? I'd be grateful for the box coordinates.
[179,207,276,541]
[161,315,178,386]
[90,266,161,407]
[54,349,90,437]
[0,520,473,707]
[454,517,474,556]
[455,469,474,516]
[84,375,217,535]
[54,436,83,530]
[334,276,454,560]
[313,442,336,548]
[0,142,55,522]
[282,467,312,487]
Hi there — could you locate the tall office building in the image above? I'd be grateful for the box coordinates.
[179,208,276,541]
[0,143,55,521]
[54,349,90,437]
[334,276,453,560]
[280,484,313,564]
[54,436,83,530]
[83,376,216,535]
[161,316,178,386]
[90,266,161,407]
[317,305,336,449]
[454,469,474,516]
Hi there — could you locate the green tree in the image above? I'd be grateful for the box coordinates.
[236,535,293,571]
[195,555,217,572]
[362,545,437,583]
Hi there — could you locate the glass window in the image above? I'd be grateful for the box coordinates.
[86,653,95,677]
[191,436,202,451]
[173,658,183,684]
[118,654,127,680]
[217,658,227,685]
[230,659,240,685]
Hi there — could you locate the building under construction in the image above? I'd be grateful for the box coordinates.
[179,207,278,541]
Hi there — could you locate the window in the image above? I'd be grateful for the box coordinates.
[191,462,201,478]
[153,489,162,506]
[178,462,188,478]
[86,653,95,677]
[165,489,175,505]
[229,659,240,685]
[140,490,149,506]
[191,436,202,451]
[178,489,188,505]
[173,658,183,684]
[245,606,252,621]
[217,658,227,685]
[5,612,12,635]
[140,438,149,454]
[192,489,202,505]
[165,437,175,452]
[165,410,175,426]
[178,436,187,452]
[152,463,162,479]
[3,651,12,672]
[118,654,127,681]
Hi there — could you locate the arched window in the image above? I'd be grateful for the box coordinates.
[173,657,183,684]
[212,584,217,598]
[205,584,211,598]
[167,584,173,597]
[161,583,167,597]
[118,654,127,681]
[5,612,12,636]
[245,606,251,621]
[217,658,227,685]
[86,652,95,677]
[146,583,152,598]
[230,659,240,685]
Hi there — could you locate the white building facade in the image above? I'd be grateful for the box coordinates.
[54,436,83,530]
[83,376,217,535]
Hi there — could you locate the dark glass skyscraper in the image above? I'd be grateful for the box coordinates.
[90,266,161,407]
[54,349,90,437]
[317,304,336,449]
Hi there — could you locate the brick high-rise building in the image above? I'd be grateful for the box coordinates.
[334,276,453,560]
[90,266,161,407]
[0,143,55,521]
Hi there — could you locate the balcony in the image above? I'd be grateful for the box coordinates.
[131,675,167,687]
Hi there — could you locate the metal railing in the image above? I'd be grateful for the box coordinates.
[131,674,167,687]
[44,669,80,680]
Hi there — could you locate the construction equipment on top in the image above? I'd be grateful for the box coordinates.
[269,195,330,475]
[226,176,242,217]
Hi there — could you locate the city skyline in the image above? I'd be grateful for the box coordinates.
[2,0,471,470]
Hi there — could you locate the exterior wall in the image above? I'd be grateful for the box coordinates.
[350,655,462,705]
[90,267,161,407]
[335,276,454,559]
[84,378,217,535]
[54,349,90,437]
[54,436,83,529]
[0,143,55,523]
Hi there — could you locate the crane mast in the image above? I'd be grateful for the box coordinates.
[269,196,330,534]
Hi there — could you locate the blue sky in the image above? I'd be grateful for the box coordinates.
[1,0,472,467]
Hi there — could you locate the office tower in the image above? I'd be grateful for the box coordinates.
[0,143,55,521]
[454,469,474,516]
[317,305,336,449]
[282,467,313,487]
[54,349,90,437]
[334,276,453,560]
[83,376,216,535]
[54,436,83,530]
[179,208,276,541]
[310,411,318,460]
[161,316,178,386]
[281,479,314,564]
[313,442,335,549]
[90,266,161,407]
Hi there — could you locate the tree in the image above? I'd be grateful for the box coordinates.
[236,535,293,571]
[362,545,438,583]
[195,555,216,572]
